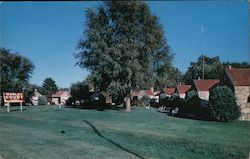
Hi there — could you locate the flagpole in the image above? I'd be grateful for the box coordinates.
[201,25,205,80]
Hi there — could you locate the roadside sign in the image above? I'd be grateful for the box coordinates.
[3,92,24,112]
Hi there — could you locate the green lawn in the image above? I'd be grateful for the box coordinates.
[0,106,249,159]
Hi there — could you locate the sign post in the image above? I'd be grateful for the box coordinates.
[3,92,24,112]
[20,102,23,111]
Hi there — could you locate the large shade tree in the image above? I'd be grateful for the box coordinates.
[76,1,173,111]
[0,48,35,93]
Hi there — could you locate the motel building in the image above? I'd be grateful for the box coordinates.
[52,91,70,105]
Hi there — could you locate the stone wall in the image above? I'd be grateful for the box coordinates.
[234,86,250,121]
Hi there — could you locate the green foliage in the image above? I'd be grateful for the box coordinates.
[66,97,76,106]
[140,95,150,106]
[183,55,250,85]
[171,93,179,101]
[185,90,200,108]
[184,55,224,84]
[38,96,47,105]
[223,61,250,68]
[155,67,183,89]
[70,81,90,101]
[0,48,35,92]
[42,77,58,98]
[185,90,199,102]
[76,1,173,95]
[209,86,241,121]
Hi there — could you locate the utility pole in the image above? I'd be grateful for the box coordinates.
[177,61,180,85]
[201,25,205,80]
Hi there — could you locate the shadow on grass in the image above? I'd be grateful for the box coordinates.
[83,120,145,159]
[65,104,125,111]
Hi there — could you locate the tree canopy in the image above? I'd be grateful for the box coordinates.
[0,48,35,92]
[70,81,91,101]
[42,77,58,98]
[183,55,250,84]
[184,55,224,84]
[223,61,250,68]
[76,1,173,96]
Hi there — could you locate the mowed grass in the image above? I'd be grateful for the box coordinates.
[0,106,249,159]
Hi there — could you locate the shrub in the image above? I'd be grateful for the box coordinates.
[160,96,171,107]
[38,96,47,105]
[209,86,241,122]
[112,94,124,105]
[185,90,199,102]
[171,93,179,101]
[170,93,182,108]
[66,97,76,106]
[141,95,150,106]
[185,90,200,107]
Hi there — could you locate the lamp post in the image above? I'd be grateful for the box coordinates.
[21,86,25,111]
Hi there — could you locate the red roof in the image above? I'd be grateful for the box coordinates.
[52,91,69,97]
[164,88,176,95]
[226,68,250,86]
[193,79,220,91]
[145,90,154,96]
[132,91,141,96]
[176,85,191,94]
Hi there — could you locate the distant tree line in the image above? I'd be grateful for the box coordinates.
[183,55,250,84]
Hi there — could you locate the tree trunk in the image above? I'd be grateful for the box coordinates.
[125,96,131,112]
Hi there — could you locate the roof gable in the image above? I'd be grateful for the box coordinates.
[177,85,191,94]
[52,91,69,97]
[145,90,154,96]
[193,79,220,91]
[226,68,250,86]
[164,88,176,95]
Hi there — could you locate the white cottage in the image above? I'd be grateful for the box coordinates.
[192,79,220,101]
[52,91,70,105]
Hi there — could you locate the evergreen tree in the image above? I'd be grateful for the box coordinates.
[42,77,58,99]
[210,86,241,121]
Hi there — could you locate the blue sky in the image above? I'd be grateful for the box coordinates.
[1,1,249,88]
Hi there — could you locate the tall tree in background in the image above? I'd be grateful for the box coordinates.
[223,62,250,68]
[0,48,35,93]
[76,1,173,111]
[70,81,91,102]
[42,77,58,100]
[184,55,250,84]
[183,55,224,84]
